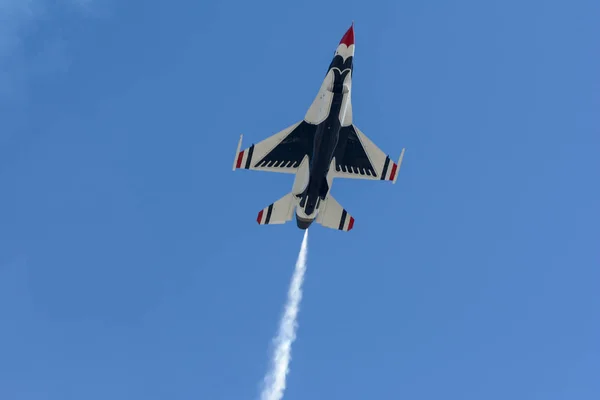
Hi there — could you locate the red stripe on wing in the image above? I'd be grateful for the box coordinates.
[236,150,244,169]
[389,163,398,181]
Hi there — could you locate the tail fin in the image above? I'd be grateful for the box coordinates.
[256,192,296,225]
[316,194,355,231]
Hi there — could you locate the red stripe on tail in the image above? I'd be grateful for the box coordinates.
[257,209,264,224]
[348,217,355,230]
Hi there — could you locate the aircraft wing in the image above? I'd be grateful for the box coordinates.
[233,121,317,174]
[332,124,405,182]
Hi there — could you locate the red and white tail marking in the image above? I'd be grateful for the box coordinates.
[339,213,355,231]
[256,193,295,226]
[316,194,354,232]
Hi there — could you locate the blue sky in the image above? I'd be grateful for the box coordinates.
[1,0,599,399]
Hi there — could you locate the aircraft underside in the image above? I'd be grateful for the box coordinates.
[232,22,405,231]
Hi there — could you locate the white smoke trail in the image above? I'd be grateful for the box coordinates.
[260,229,309,400]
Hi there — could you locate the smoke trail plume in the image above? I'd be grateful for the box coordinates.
[260,229,309,400]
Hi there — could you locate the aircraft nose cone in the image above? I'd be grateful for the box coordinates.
[339,22,354,46]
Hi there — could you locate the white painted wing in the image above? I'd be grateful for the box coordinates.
[233,121,317,174]
[332,124,405,182]
[316,194,354,231]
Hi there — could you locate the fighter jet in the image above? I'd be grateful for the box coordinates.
[232,23,405,231]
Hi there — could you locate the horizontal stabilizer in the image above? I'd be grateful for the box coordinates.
[257,193,296,225]
[316,194,354,231]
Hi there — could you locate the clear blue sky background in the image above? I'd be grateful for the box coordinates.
[1,0,598,399]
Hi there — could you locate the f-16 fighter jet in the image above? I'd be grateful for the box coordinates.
[233,23,405,231]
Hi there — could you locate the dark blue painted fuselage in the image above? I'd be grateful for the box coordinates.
[296,63,351,229]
